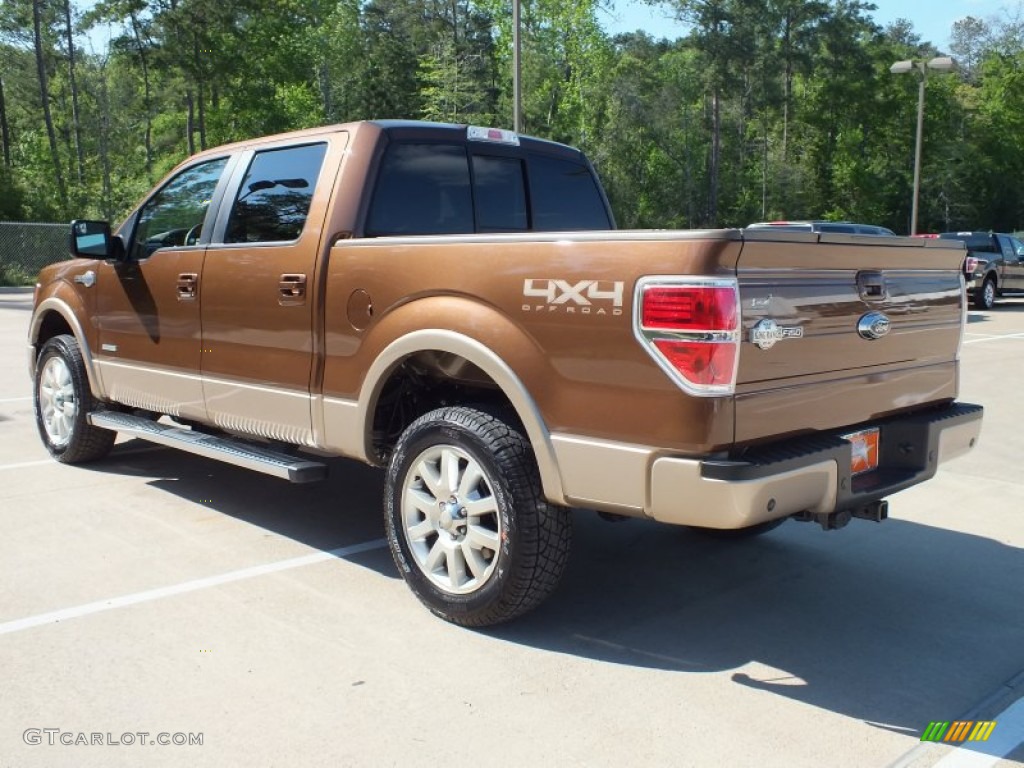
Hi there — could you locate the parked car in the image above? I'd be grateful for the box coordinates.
[746,221,897,236]
[937,231,1024,309]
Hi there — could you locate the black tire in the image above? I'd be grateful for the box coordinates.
[33,334,115,463]
[974,277,996,310]
[384,406,571,627]
[688,518,786,539]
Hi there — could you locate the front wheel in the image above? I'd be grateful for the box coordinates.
[384,406,572,626]
[34,335,115,463]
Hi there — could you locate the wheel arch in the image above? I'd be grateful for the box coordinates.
[29,297,105,399]
[357,329,567,506]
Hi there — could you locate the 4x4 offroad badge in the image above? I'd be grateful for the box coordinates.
[750,318,804,350]
[522,279,625,316]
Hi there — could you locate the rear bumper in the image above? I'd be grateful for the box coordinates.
[648,402,983,528]
[550,402,983,528]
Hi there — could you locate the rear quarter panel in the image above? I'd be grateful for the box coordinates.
[322,232,742,453]
[320,230,968,460]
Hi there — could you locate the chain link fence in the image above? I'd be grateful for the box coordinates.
[0,222,70,285]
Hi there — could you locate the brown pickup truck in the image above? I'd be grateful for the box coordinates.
[28,120,983,626]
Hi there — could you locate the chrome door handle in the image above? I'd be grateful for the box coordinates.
[73,270,96,288]
[177,272,198,300]
[279,274,307,304]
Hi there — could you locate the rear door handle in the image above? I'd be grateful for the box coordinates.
[279,273,307,305]
[176,272,198,301]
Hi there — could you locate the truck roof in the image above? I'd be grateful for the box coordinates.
[183,120,587,164]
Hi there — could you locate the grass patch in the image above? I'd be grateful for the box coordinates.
[0,262,36,286]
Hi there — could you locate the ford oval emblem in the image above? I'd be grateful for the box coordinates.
[858,312,891,340]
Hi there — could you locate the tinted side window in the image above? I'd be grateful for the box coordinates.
[131,157,229,260]
[997,235,1015,259]
[366,144,473,236]
[526,155,610,231]
[225,143,327,244]
[472,155,527,232]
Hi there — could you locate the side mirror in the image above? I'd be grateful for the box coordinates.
[69,219,124,260]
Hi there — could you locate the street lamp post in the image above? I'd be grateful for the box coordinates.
[512,0,522,132]
[890,56,956,235]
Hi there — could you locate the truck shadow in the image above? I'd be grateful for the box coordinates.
[88,438,396,578]
[491,511,1024,735]
[988,297,1024,311]
[968,298,1024,321]
[83,439,1023,734]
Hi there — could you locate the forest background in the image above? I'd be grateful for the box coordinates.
[1,0,1023,235]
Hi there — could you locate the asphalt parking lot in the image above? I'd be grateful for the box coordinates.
[1,286,1023,768]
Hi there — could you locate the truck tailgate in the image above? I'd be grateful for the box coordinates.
[734,232,967,445]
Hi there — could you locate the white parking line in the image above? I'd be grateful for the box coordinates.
[931,698,1024,767]
[0,459,55,472]
[965,332,1024,345]
[0,396,31,403]
[0,538,388,637]
[0,445,171,472]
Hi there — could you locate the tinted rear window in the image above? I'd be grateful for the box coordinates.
[939,233,998,252]
[527,154,611,231]
[472,155,527,232]
[365,141,610,235]
[366,144,473,236]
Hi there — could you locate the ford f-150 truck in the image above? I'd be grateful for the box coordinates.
[28,120,983,626]
[938,231,1024,309]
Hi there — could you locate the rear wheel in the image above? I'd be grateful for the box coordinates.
[974,277,996,310]
[384,406,572,626]
[34,335,115,463]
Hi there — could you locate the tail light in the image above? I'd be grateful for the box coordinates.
[633,277,741,396]
[964,256,979,275]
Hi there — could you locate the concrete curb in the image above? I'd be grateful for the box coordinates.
[887,666,1024,768]
[0,287,34,294]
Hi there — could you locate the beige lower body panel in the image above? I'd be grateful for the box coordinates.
[551,432,839,527]
[203,378,315,446]
[549,435,649,515]
[94,359,316,446]
[320,396,364,459]
[95,359,206,422]
[647,457,838,528]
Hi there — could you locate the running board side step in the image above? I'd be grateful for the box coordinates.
[88,411,327,483]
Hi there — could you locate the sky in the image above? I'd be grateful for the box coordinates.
[77,0,1019,59]
[599,0,1017,51]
